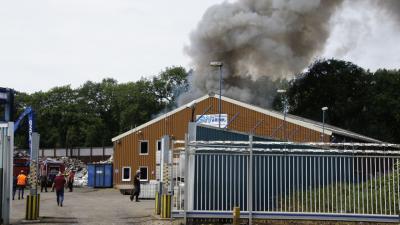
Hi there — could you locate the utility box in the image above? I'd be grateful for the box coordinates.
[87,163,113,188]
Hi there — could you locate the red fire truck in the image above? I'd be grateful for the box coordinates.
[40,159,65,186]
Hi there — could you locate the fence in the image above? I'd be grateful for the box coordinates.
[16,146,113,163]
[140,183,158,199]
[172,139,400,223]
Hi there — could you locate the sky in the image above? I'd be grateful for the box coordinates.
[1,0,400,93]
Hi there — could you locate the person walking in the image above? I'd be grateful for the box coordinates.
[40,174,48,192]
[17,170,27,200]
[52,171,66,207]
[12,176,17,200]
[130,170,141,202]
[67,170,75,192]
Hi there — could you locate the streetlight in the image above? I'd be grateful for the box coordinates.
[277,89,287,141]
[210,61,223,128]
[321,106,328,142]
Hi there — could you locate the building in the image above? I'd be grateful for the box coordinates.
[111,94,380,189]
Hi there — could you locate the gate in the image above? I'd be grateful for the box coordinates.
[172,137,400,223]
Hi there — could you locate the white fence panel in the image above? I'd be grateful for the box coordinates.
[80,148,91,156]
[56,149,66,157]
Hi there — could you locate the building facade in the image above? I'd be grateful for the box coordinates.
[111,94,379,189]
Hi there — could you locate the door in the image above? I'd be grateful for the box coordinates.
[95,165,105,187]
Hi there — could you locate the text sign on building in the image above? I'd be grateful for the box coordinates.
[196,114,228,128]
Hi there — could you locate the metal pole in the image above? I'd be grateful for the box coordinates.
[321,107,328,142]
[1,122,14,225]
[283,99,287,141]
[219,65,222,129]
[322,110,325,142]
[248,135,253,225]
[184,134,189,222]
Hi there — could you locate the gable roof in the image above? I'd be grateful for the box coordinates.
[112,94,381,143]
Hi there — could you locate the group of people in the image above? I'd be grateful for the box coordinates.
[13,170,75,207]
[14,169,141,206]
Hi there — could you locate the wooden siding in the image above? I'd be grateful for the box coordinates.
[113,96,329,186]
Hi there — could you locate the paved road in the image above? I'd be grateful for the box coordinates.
[10,187,173,225]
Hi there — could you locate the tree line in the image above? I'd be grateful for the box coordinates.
[273,59,400,143]
[10,59,400,148]
[13,66,188,148]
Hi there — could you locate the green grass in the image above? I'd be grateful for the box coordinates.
[277,163,400,215]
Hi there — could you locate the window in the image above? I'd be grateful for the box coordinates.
[122,167,131,181]
[156,140,161,151]
[139,167,148,181]
[139,141,149,155]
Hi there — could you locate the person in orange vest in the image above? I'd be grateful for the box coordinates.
[17,170,27,200]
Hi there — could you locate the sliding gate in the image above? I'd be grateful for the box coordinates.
[172,139,400,223]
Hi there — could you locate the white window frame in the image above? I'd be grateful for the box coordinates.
[121,167,131,182]
[139,140,149,155]
[139,166,148,181]
[156,140,161,151]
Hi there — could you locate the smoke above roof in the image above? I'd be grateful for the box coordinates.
[178,0,400,108]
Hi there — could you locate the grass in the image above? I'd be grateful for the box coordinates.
[277,162,400,215]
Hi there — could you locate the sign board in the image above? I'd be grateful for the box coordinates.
[196,114,228,128]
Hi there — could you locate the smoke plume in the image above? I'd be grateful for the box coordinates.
[179,0,343,106]
[179,0,400,107]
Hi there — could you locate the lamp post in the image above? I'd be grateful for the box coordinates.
[164,80,171,135]
[277,89,287,141]
[321,107,328,142]
[210,61,223,128]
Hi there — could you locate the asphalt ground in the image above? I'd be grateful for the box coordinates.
[10,187,181,225]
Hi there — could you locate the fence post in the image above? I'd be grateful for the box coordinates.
[102,146,105,160]
[248,135,253,225]
[184,134,189,224]
[233,206,240,225]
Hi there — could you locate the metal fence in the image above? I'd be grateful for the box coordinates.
[172,139,400,223]
[140,183,158,199]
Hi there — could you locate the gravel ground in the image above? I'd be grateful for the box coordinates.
[10,187,181,225]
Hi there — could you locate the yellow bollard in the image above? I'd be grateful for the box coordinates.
[155,191,161,215]
[233,206,240,225]
[160,194,172,218]
[25,194,40,220]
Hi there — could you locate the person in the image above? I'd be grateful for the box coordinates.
[52,171,66,207]
[17,170,27,200]
[40,174,48,192]
[67,170,75,192]
[12,176,17,200]
[130,170,141,202]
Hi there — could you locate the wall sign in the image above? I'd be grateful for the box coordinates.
[196,114,228,128]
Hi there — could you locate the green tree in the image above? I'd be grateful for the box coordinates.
[12,66,189,148]
[368,69,400,142]
[152,66,188,109]
[275,59,400,143]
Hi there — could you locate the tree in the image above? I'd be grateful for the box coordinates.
[12,66,189,148]
[275,59,400,143]
[152,66,188,109]
[367,69,400,142]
